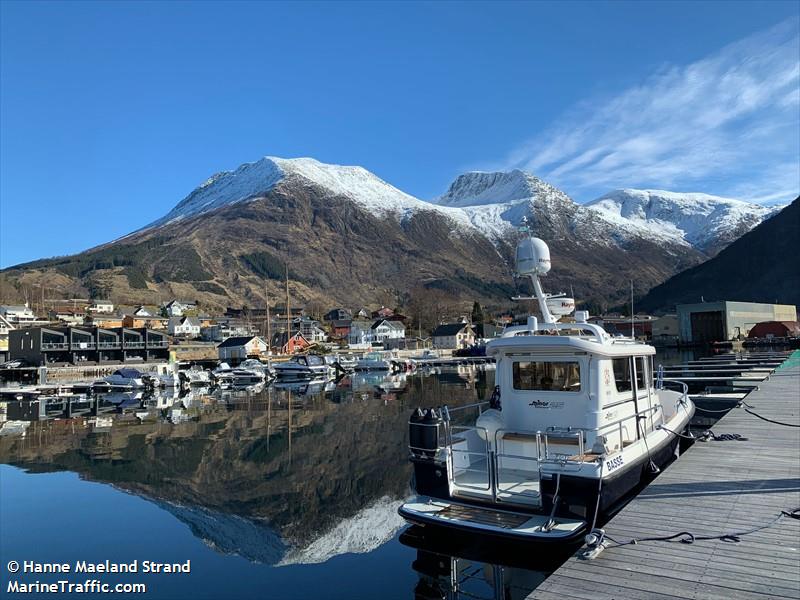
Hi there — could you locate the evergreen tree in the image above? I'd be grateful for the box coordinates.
[471,301,484,324]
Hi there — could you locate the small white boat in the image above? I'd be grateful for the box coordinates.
[274,355,330,379]
[355,352,392,371]
[328,354,357,371]
[101,368,147,388]
[180,366,212,386]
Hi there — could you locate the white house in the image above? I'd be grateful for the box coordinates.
[348,320,375,349]
[163,300,197,317]
[0,304,42,327]
[88,300,114,313]
[295,317,328,343]
[133,306,154,317]
[371,319,405,344]
[432,323,476,349]
[169,316,201,338]
[217,336,268,361]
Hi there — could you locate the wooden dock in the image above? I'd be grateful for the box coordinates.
[529,360,800,600]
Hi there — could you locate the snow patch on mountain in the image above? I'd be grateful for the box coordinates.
[276,496,406,566]
[586,189,782,251]
[437,169,571,208]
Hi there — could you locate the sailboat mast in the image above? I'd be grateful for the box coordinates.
[285,263,290,355]
[264,282,271,354]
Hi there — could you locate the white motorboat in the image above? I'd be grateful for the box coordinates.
[399,226,694,543]
[101,368,148,389]
[213,363,267,386]
[355,352,392,371]
[325,354,357,372]
[180,366,212,386]
[273,354,330,379]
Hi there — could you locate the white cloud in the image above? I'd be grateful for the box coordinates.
[501,19,800,204]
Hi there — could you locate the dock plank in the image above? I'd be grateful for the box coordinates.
[529,360,800,600]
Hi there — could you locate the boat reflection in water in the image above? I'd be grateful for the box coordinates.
[401,525,576,600]
[0,366,499,590]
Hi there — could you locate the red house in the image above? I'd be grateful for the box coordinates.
[271,331,311,354]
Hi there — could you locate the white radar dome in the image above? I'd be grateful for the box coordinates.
[546,297,575,317]
[516,236,551,276]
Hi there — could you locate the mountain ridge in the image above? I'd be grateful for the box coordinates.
[0,155,784,312]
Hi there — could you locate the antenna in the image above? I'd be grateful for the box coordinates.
[630,280,634,339]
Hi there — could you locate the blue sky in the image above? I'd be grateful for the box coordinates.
[1,1,798,267]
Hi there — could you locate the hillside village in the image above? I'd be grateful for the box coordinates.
[1,293,796,367]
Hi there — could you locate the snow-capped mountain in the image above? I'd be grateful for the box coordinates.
[585,189,783,254]
[437,169,571,208]
[149,157,777,257]
[4,154,784,310]
[150,156,471,230]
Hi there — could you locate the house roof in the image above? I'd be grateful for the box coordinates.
[371,319,405,330]
[271,331,309,346]
[217,336,262,348]
[432,323,472,337]
[331,319,352,328]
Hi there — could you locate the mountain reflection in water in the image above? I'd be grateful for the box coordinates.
[1,367,518,584]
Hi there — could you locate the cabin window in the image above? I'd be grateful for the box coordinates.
[512,361,581,392]
[613,358,634,393]
[634,356,648,389]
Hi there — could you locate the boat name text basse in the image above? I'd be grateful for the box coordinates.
[21,560,191,573]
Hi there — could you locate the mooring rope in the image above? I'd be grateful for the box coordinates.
[599,507,800,548]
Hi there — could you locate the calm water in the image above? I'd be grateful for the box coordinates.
[0,350,716,599]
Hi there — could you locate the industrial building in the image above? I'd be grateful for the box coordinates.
[676,301,797,343]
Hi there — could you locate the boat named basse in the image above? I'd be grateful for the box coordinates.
[399,227,694,542]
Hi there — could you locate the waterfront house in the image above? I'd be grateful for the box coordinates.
[354,308,370,319]
[9,326,169,365]
[371,319,406,346]
[432,323,476,349]
[217,336,268,362]
[168,316,201,338]
[348,319,375,349]
[270,331,311,354]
